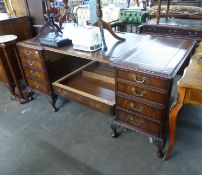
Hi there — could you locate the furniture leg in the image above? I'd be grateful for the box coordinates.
[49,94,58,112]
[156,0,162,24]
[166,0,171,19]
[95,0,125,50]
[153,139,165,158]
[111,122,120,138]
[3,46,26,102]
[13,46,33,102]
[8,83,16,98]
[164,87,186,160]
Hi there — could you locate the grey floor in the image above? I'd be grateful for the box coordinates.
[0,80,202,175]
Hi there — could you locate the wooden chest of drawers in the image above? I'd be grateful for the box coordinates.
[110,36,196,158]
[112,68,169,157]
[18,46,52,93]
[17,41,92,111]
[17,44,59,111]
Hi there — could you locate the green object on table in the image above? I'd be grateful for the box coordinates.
[119,10,149,24]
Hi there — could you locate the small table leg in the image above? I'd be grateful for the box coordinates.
[164,87,186,160]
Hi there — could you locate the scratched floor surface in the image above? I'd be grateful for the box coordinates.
[0,81,202,175]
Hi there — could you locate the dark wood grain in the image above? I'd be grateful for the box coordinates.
[117,81,167,105]
[116,108,161,136]
[116,95,164,122]
[143,18,202,41]
[117,69,168,90]
[0,16,32,41]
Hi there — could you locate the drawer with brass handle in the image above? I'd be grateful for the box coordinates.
[117,82,166,105]
[18,47,42,61]
[117,108,160,136]
[21,57,43,69]
[27,78,50,94]
[24,67,46,80]
[131,87,146,97]
[117,69,167,89]
[58,89,69,96]
[116,96,163,121]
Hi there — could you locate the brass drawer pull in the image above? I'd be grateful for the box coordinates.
[35,84,41,89]
[127,116,143,127]
[130,103,143,112]
[30,70,39,77]
[58,89,68,96]
[28,60,35,66]
[132,74,146,84]
[131,87,144,97]
[24,49,32,56]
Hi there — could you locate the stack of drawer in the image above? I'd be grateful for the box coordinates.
[115,68,169,139]
[18,47,51,95]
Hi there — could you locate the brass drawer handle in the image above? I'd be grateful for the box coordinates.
[58,89,68,96]
[30,70,39,77]
[35,84,41,89]
[132,74,146,84]
[131,87,144,97]
[127,116,143,127]
[24,49,32,56]
[28,60,35,66]
[130,103,143,112]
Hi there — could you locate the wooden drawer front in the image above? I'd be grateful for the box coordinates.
[116,96,163,121]
[19,47,42,60]
[27,78,50,94]
[185,89,202,107]
[53,86,115,116]
[21,56,43,69]
[24,67,46,81]
[117,69,167,89]
[117,109,160,136]
[117,82,166,105]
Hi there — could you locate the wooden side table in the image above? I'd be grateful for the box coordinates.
[164,42,202,160]
[0,35,31,103]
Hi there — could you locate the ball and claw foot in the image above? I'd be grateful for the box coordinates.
[52,106,59,112]
[157,150,164,158]
[111,130,120,138]
[111,123,120,138]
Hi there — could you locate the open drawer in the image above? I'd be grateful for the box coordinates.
[52,61,115,116]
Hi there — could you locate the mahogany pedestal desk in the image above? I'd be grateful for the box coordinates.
[165,42,202,160]
[17,33,196,158]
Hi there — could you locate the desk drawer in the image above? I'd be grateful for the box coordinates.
[52,61,115,115]
[24,67,46,81]
[27,78,50,94]
[117,108,160,136]
[116,96,163,121]
[21,56,43,69]
[117,69,167,89]
[18,47,42,61]
[117,82,166,105]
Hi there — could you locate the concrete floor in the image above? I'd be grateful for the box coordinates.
[0,81,202,175]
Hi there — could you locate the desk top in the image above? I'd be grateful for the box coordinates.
[17,32,196,79]
[179,42,202,91]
